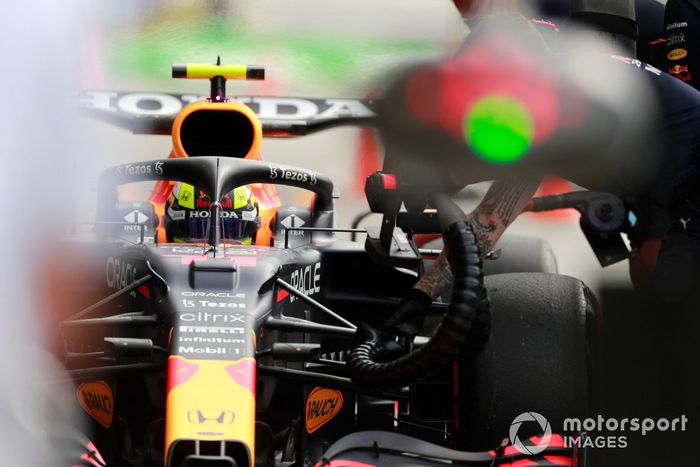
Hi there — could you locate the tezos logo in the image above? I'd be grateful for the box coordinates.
[268,164,317,185]
[117,161,163,177]
[509,412,552,455]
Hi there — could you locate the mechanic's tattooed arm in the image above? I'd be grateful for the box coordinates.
[414,177,541,300]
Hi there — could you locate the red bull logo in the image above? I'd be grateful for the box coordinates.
[669,64,689,75]
[196,198,233,209]
[225,359,256,395]
[166,356,200,393]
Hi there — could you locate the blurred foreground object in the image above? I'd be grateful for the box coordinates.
[0,1,86,465]
[377,13,660,200]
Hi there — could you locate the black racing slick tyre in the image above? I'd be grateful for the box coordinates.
[423,234,558,276]
[481,234,558,275]
[455,272,599,450]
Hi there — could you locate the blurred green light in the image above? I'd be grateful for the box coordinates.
[464,95,534,164]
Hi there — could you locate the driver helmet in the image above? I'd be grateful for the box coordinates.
[165,182,260,244]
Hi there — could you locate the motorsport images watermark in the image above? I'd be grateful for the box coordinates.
[509,412,689,453]
[509,412,552,455]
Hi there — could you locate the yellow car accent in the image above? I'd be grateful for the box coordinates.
[172,64,264,80]
[178,183,195,209]
[165,357,256,461]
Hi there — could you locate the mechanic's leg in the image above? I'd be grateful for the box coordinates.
[652,226,700,305]
[648,224,700,460]
[629,238,662,290]
[665,0,700,89]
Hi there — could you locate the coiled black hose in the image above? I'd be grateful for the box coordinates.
[347,219,489,386]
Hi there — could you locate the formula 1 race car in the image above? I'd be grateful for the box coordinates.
[53,17,657,463]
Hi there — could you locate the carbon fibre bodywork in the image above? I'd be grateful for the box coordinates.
[57,156,423,467]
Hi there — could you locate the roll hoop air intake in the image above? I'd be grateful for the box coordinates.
[347,194,490,386]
